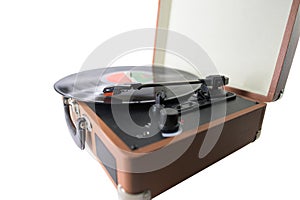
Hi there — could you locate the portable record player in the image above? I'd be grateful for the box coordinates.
[54,0,300,199]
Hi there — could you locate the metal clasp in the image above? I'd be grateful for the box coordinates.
[63,98,92,150]
[65,98,81,117]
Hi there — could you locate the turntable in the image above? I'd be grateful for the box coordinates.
[54,0,300,199]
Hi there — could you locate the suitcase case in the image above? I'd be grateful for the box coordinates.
[54,0,300,199]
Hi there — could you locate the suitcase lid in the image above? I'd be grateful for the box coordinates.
[153,0,300,102]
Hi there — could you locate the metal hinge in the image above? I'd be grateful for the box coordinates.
[278,89,285,100]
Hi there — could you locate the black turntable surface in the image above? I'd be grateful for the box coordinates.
[87,96,257,150]
[55,66,258,150]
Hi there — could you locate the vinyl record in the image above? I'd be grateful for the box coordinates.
[54,66,201,104]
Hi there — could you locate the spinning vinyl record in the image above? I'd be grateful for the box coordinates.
[54,66,201,104]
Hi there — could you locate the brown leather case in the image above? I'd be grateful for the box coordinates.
[64,0,300,198]
[76,100,266,198]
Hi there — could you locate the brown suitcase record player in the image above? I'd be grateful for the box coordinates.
[54,0,300,199]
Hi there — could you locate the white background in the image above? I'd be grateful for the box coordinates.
[0,1,299,200]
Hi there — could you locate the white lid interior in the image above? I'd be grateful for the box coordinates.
[154,0,294,97]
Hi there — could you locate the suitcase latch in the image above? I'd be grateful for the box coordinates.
[63,98,92,150]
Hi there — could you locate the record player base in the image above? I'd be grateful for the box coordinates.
[74,100,266,199]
